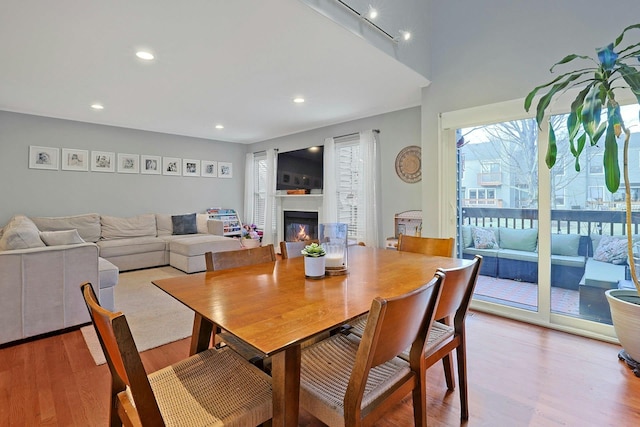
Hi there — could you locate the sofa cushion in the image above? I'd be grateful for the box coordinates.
[593,235,628,264]
[461,226,473,248]
[39,229,85,246]
[551,234,581,256]
[499,227,538,252]
[496,248,538,262]
[0,215,46,251]
[583,257,627,289]
[101,214,157,240]
[471,227,499,249]
[170,234,242,257]
[172,213,197,235]
[97,236,166,258]
[196,213,209,234]
[31,213,101,243]
[156,214,173,236]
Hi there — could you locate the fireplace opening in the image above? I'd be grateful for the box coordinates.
[283,211,318,242]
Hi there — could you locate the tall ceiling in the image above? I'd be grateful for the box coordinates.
[0,0,429,144]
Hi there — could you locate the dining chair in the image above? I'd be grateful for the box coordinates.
[347,254,482,421]
[298,272,444,427]
[205,243,276,271]
[80,282,272,427]
[205,244,277,370]
[397,234,456,257]
[279,240,318,259]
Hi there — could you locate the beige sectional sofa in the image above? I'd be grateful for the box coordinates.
[0,212,241,345]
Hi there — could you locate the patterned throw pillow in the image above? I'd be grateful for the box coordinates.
[472,227,499,249]
[593,235,628,264]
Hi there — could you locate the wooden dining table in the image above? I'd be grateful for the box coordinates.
[152,245,470,426]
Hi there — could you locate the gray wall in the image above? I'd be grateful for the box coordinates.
[249,106,423,247]
[0,111,245,226]
[421,0,640,233]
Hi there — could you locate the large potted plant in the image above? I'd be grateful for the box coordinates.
[525,24,640,373]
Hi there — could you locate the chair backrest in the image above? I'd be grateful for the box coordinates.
[434,255,482,324]
[205,244,276,271]
[397,234,456,257]
[346,273,444,404]
[279,240,318,259]
[81,283,165,424]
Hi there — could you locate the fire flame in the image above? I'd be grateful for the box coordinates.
[296,225,309,241]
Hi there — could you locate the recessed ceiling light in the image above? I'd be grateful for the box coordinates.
[293,97,305,104]
[215,124,224,129]
[367,7,378,20]
[136,51,155,60]
[400,30,411,41]
[91,103,104,110]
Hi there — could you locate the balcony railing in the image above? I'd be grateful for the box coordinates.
[477,172,502,186]
[461,207,640,235]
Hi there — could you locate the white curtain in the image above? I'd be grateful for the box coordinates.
[359,130,379,247]
[322,137,337,222]
[262,149,277,245]
[243,152,254,226]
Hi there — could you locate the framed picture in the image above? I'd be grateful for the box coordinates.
[218,162,233,178]
[201,160,218,177]
[182,158,200,177]
[163,157,181,176]
[117,153,140,174]
[141,155,161,175]
[61,148,89,171]
[29,146,59,170]
[91,151,115,172]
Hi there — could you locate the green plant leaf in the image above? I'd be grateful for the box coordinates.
[614,23,640,47]
[592,121,608,146]
[619,63,640,104]
[534,74,584,127]
[604,116,621,193]
[567,86,591,143]
[549,54,592,72]
[575,133,587,159]
[581,86,603,144]
[524,69,592,114]
[546,125,557,169]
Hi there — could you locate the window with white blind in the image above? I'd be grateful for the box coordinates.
[252,152,267,229]
[335,136,363,242]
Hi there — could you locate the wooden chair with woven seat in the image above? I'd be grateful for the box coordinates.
[204,244,277,370]
[397,234,456,257]
[205,243,276,271]
[80,282,272,427]
[347,255,482,421]
[298,272,444,427]
[278,240,318,259]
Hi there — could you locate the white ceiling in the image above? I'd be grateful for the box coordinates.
[0,0,429,144]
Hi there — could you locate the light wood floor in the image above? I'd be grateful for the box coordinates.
[1,311,639,426]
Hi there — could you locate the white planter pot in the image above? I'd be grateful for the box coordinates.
[606,289,640,364]
[304,256,326,279]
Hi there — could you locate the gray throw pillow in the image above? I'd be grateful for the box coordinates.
[172,213,197,235]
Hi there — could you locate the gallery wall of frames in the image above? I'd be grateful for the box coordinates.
[28,146,233,178]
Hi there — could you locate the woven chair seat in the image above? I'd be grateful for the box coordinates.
[300,333,411,427]
[399,321,454,361]
[132,346,273,426]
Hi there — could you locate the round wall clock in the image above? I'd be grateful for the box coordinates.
[395,145,421,183]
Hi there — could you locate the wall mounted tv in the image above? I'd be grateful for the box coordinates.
[276,146,324,191]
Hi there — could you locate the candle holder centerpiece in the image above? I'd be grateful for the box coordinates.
[319,223,348,276]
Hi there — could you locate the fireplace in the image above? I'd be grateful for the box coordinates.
[283,210,318,241]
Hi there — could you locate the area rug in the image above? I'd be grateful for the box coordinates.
[81,266,194,365]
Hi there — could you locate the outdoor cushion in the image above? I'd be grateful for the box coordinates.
[472,227,499,249]
[593,235,628,264]
[499,227,538,252]
[551,234,581,256]
[461,225,473,248]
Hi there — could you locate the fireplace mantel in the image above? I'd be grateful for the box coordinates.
[275,194,323,247]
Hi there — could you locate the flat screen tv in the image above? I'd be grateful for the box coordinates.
[276,146,324,191]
